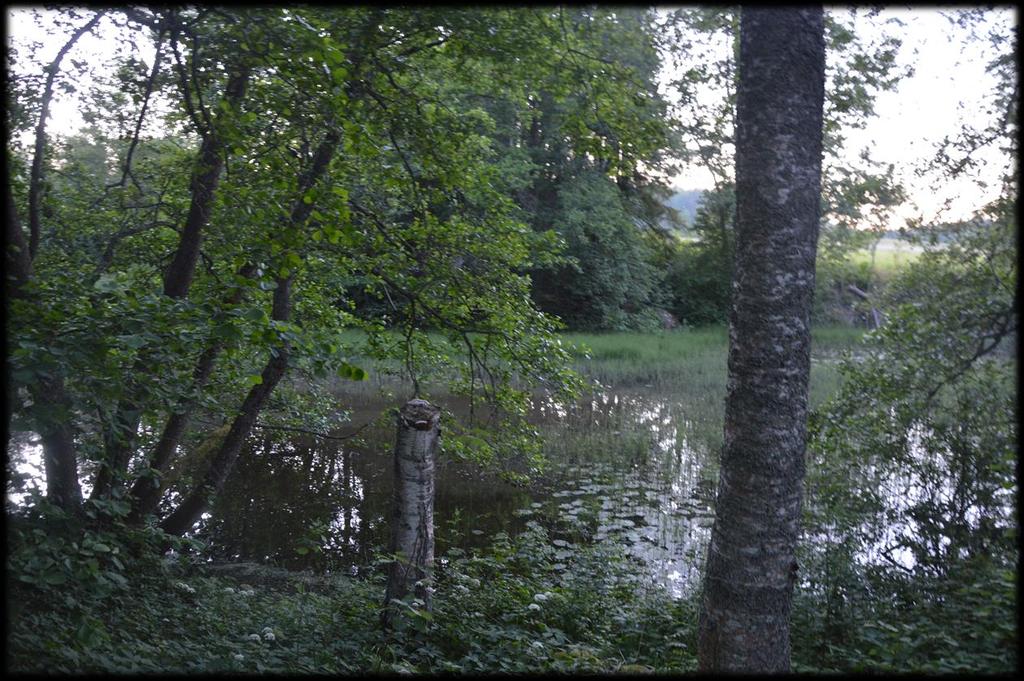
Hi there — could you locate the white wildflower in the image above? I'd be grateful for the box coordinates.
[263,631,276,642]
[224,587,236,594]
[533,592,550,603]
[247,633,262,642]
[527,603,541,612]
[233,653,245,661]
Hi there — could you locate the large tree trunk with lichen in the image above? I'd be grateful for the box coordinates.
[696,7,825,672]
[381,399,439,631]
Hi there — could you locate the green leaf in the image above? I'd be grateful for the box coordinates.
[246,374,264,386]
[337,362,367,381]
[117,335,147,349]
[93,274,124,293]
[42,570,67,585]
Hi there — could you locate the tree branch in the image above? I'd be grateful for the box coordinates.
[27,10,105,261]
[107,26,167,192]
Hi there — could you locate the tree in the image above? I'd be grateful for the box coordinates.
[485,7,678,331]
[7,7,612,537]
[798,9,1016,669]
[664,184,735,325]
[658,7,908,327]
[696,7,826,672]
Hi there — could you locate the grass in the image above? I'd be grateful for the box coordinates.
[498,324,861,489]
[562,324,863,398]
[850,239,922,283]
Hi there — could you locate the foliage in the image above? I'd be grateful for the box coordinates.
[486,7,680,331]
[6,501,697,674]
[533,170,665,331]
[803,128,1017,673]
[8,7,633,529]
[663,185,734,325]
[658,7,911,327]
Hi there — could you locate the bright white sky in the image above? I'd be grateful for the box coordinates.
[6,5,1017,226]
[656,5,1016,225]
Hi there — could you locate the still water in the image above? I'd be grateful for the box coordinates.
[199,387,720,597]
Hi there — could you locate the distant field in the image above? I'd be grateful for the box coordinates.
[674,234,921,276]
[851,237,922,281]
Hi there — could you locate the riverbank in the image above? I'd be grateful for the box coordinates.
[8,325,1012,674]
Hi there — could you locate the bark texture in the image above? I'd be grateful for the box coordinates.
[34,378,85,512]
[696,7,825,672]
[162,66,250,300]
[381,399,440,631]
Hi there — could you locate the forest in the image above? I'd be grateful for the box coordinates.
[4,5,1017,674]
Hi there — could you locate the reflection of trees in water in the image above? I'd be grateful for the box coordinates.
[203,397,535,571]
[202,388,727,594]
[202,431,387,571]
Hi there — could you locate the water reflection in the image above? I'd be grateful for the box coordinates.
[200,388,719,596]
[10,382,1007,599]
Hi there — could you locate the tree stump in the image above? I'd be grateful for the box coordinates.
[381,399,440,631]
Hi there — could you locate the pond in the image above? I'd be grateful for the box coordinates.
[197,385,721,598]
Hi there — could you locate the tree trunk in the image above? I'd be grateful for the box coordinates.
[158,130,338,537]
[127,264,258,522]
[162,66,250,300]
[126,342,224,522]
[158,278,292,537]
[33,377,84,512]
[381,399,439,631]
[92,66,252,503]
[696,7,825,673]
[6,15,102,512]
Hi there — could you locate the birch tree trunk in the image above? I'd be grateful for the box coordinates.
[381,399,439,631]
[696,7,826,672]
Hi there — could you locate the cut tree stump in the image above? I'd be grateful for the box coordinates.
[381,398,440,631]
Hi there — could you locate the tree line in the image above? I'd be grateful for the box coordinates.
[5,5,1015,673]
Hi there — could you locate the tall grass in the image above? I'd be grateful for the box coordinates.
[323,324,862,418]
[563,325,862,393]
[850,240,922,283]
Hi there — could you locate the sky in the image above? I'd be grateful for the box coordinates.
[6,5,1017,226]
[657,5,1016,225]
